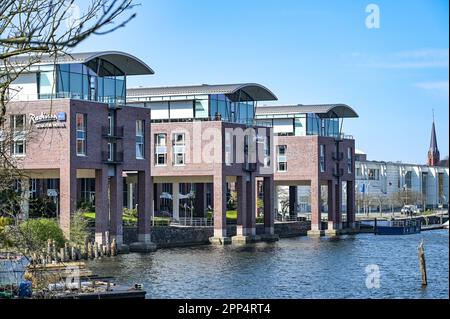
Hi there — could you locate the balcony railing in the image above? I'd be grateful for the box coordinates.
[102,151,124,164]
[332,152,344,161]
[333,168,344,178]
[101,126,124,139]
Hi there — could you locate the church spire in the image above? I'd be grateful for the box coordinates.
[427,111,440,166]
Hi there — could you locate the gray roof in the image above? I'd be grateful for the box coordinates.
[255,104,359,118]
[127,83,278,101]
[9,51,154,76]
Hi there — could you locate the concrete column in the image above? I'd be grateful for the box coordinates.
[130,171,156,252]
[95,168,109,245]
[59,167,77,238]
[263,176,278,241]
[20,178,30,220]
[347,180,356,229]
[289,186,297,216]
[308,178,324,236]
[173,182,180,220]
[335,182,342,230]
[110,167,126,250]
[194,183,206,217]
[209,173,230,244]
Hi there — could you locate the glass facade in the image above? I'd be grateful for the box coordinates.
[209,94,255,125]
[52,59,126,106]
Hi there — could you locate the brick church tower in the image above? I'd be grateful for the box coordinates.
[427,119,440,166]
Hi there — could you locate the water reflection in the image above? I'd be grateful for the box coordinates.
[87,231,449,299]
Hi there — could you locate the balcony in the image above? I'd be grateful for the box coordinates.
[332,152,344,161]
[102,151,124,164]
[243,162,257,172]
[101,126,124,139]
[333,168,344,178]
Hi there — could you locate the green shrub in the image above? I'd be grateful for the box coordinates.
[77,200,95,213]
[19,218,66,249]
[0,216,13,233]
[70,211,89,246]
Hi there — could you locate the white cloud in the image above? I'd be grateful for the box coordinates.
[355,48,449,69]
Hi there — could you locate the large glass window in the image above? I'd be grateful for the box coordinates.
[405,171,412,189]
[368,169,380,180]
[136,120,145,159]
[195,98,209,118]
[76,113,87,156]
[319,144,326,173]
[173,133,186,166]
[277,145,287,172]
[225,132,232,166]
[307,114,321,135]
[155,133,167,166]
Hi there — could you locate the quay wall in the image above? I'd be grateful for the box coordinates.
[120,221,311,248]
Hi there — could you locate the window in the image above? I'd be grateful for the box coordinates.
[347,147,353,174]
[136,120,145,159]
[173,133,186,165]
[277,145,287,172]
[263,136,270,167]
[405,171,412,189]
[356,167,362,177]
[107,142,114,161]
[155,133,167,166]
[76,113,87,156]
[11,115,26,156]
[319,144,326,173]
[368,169,380,180]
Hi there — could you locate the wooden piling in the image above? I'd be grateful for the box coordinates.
[418,240,427,286]
[111,238,117,256]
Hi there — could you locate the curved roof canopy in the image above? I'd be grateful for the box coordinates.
[10,51,154,76]
[127,83,278,102]
[256,104,359,118]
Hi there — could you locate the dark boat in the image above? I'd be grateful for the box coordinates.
[374,219,421,235]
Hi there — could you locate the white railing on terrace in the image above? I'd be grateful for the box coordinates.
[151,217,213,227]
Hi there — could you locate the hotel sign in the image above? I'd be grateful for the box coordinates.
[29,112,67,129]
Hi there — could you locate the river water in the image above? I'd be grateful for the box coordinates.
[87,230,449,299]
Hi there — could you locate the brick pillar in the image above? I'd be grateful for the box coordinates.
[246,175,257,236]
[327,180,336,230]
[110,167,124,246]
[212,173,228,239]
[95,167,109,244]
[194,183,206,217]
[137,171,152,243]
[154,183,162,212]
[59,167,76,238]
[347,180,355,228]
[236,176,247,236]
[289,186,297,216]
[309,178,322,233]
[173,182,180,220]
[76,179,82,202]
[335,181,342,230]
[264,176,275,235]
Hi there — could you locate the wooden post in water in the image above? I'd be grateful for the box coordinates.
[418,240,428,286]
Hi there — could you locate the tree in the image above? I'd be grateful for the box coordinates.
[0,0,138,297]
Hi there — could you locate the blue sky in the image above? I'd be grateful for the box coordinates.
[76,0,449,164]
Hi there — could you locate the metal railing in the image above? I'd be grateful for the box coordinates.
[151,217,213,227]
[101,151,124,164]
[101,126,124,139]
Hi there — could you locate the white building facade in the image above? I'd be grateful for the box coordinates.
[354,150,449,212]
